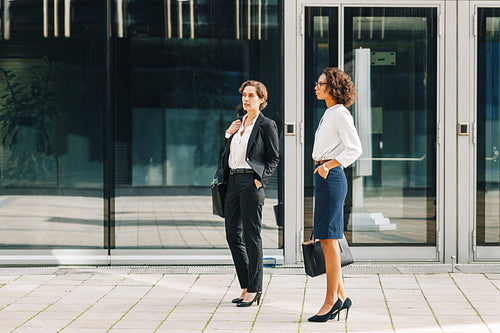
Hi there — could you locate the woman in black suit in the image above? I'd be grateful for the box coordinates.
[222,80,279,307]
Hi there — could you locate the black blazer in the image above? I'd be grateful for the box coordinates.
[222,113,279,187]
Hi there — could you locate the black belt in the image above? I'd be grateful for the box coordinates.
[230,169,255,175]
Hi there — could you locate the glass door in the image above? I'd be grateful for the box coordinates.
[475,7,500,259]
[303,5,440,260]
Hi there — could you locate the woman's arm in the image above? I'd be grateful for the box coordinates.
[334,109,362,168]
[260,120,280,186]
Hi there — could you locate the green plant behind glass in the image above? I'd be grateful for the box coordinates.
[0,57,60,186]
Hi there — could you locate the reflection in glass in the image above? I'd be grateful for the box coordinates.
[113,0,284,249]
[0,0,105,248]
[477,9,500,246]
[303,7,339,242]
[344,8,437,245]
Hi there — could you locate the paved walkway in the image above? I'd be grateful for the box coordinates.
[0,265,499,333]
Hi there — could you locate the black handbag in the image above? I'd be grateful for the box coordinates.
[339,234,354,267]
[302,233,354,277]
[302,234,325,277]
[211,154,226,218]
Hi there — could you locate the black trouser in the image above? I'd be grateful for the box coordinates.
[224,172,265,293]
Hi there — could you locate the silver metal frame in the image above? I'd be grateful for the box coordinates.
[289,0,445,263]
[471,1,500,261]
[0,249,284,266]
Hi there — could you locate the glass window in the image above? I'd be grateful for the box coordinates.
[477,8,500,246]
[113,0,284,249]
[0,0,105,248]
[344,8,438,245]
[303,7,339,241]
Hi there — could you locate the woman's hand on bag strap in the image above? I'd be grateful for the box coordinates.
[226,119,242,136]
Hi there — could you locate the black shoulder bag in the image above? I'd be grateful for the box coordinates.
[211,152,227,218]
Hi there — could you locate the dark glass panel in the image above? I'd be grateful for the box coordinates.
[112,0,284,249]
[477,8,500,246]
[303,7,339,242]
[0,0,105,248]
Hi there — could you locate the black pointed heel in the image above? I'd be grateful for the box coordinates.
[231,297,243,303]
[236,292,262,307]
[308,298,343,322]
[340,297,352,320]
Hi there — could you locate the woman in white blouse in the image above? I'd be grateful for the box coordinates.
[308,68,362,322]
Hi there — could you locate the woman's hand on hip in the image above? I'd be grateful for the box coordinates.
[254,179,262,189]
[314,165,329,179]
[226,120,241,136]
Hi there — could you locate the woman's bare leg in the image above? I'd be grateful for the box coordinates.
[316,239,341,315]
[337,270,346,302]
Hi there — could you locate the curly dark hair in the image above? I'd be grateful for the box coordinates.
[322,68,356,107]
[239,80,268,111]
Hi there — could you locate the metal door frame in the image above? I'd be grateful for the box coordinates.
[286,0,446,263]
[469,1,500,261]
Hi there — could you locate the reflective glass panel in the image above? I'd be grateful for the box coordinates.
[0,0,105,248]
[344,8,437,245]
[477,8,500,246]
[303,7,339,241]
[113,0,284,249]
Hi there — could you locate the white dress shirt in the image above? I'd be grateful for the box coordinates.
[228,114,255,170]
[312,104,362,168]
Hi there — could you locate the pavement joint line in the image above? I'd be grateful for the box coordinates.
[58,274,128,332]
[484,273,500,292]
[106,272,164,332]
[10,272,93,332]
[176,219,188,247]
[448,272,493,333]
[343,275,348,333]
[0,272,60,312]
[414,274,444,333]
[152,274,201,332]
[378,274,396,333]
[297,275,308,332]
[249,274,273,333]
[201,274,237,332]
[152,200,165,248]
[136,211,140,245]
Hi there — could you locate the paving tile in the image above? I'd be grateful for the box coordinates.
[0,266,500,333]
[252,321,300,332]
[157,319,208,330]
[65,318,117,329]
[205,320,254,330]
[58,328,108,333]
[342,321,393,333]
[111,319,163,329]
[20,318,71,328]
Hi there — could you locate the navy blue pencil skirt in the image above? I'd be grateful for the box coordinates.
[313,165,348,240]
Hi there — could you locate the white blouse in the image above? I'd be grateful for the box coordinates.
[228,114,255,170]
[312,104,362,168]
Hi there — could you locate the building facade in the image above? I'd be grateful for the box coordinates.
[0,0,498,265]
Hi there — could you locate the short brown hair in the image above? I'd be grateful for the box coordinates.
[322,68,356,107]
[238,80,268,111]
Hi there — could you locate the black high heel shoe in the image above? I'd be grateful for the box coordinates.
[236,292,262,307]
[231,298,243,303]
[338,297,352,320]
[308,298,343,322]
